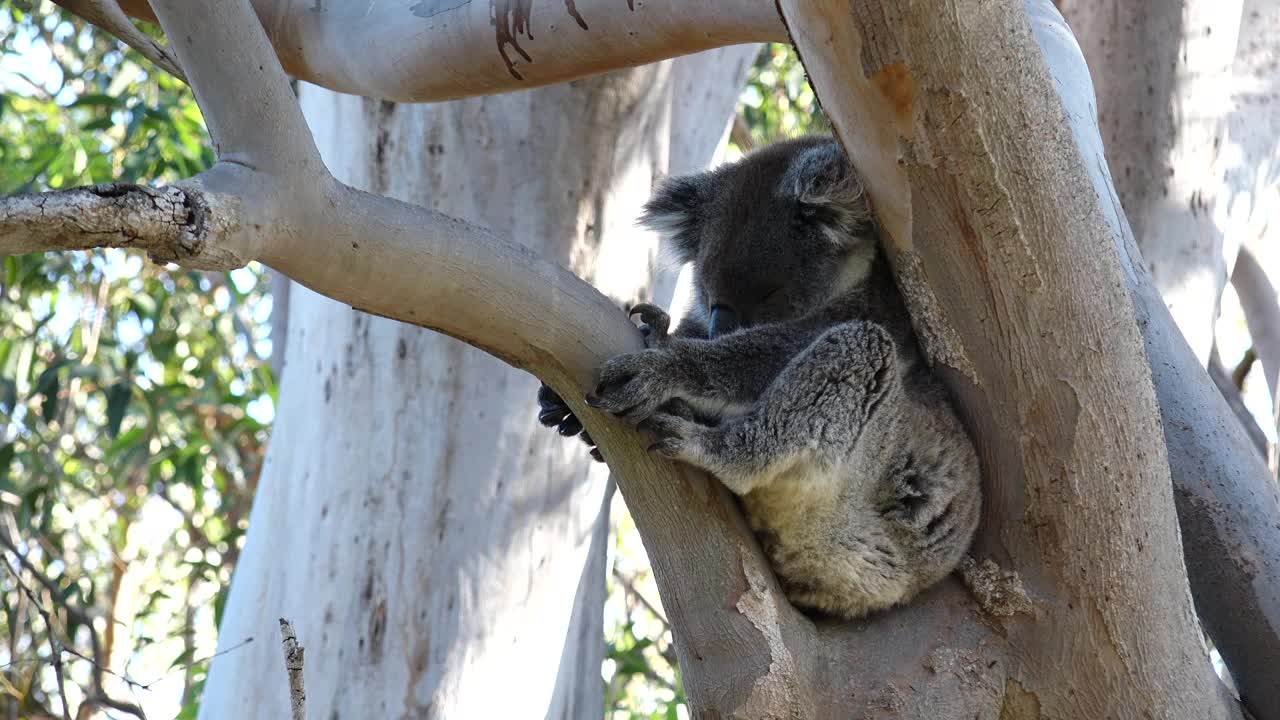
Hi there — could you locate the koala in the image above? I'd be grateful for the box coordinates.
[538,137,981,620]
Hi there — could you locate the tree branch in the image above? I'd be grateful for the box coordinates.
[51,0,186,82]
[110,0,785,102]
[0,183,246,270]
[277,619,305,720]
[1233,246,1280,411]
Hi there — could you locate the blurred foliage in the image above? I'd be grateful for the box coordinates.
[0,2,270,717]
[602,42,822,720]
[735,43,828,151]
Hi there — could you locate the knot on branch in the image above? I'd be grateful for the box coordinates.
[0,182,246,271]
[960,557,1033,617]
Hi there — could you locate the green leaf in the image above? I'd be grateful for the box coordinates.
[0,378,15,414]
[69,93,123,108]
[105,380,131,437]
[168,645,195,671]
[0,443,14,490]
[79,116,114,132]
[107,426,146,457]
[35,367,60,424]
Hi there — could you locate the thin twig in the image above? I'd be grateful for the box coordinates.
[730,114,755,151]
[0,554,71,720]
[278,619,306,720]
[135,635,255,690]
[0,520,147,718]
[50,0,187,81]
[612,567,670,631]
[1233,347,1257,391]
[612,567,680,669]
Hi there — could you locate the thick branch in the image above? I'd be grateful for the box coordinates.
[115,0,785,102]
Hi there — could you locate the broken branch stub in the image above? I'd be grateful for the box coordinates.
[0,183,246,270]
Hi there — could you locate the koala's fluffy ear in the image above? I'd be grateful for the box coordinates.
[791,141,873,243]
[640,173,708,263]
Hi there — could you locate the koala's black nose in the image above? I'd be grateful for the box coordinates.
[709,304,739,337]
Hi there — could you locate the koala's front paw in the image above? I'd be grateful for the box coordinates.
[629,302,671,349]
[537,383,604,462]
[638,409,707,465]
[585,349,677,423]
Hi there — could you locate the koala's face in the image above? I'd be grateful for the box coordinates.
[641,138,876,336]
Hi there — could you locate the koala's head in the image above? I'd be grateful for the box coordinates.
[640,137,876,336]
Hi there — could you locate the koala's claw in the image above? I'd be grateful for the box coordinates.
[639,412,701,462]
[557,414,584,437]
[536,382,605,462]
[630,302,672,349]
[538,406,570,427]
[587,350,673,422]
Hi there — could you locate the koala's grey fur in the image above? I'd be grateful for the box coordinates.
[573,137,982,620]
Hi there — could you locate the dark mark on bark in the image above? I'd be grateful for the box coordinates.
[492,0,534,80]
[565,0,588,29]
[410,0,470,18]
[368,599,387,659]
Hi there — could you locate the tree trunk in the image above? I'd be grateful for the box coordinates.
[196,54,745,718]
[1057,0,1244,365]
[778,0,1246,716]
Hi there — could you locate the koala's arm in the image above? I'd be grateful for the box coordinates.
[589,310,839,422]
[537,303,699,462]
[666,319,829,403]
[641,321,895,492]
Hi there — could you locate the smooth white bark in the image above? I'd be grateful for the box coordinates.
[194,51,746,718]
[1058,0,1244,366]
[108,0,783,102]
